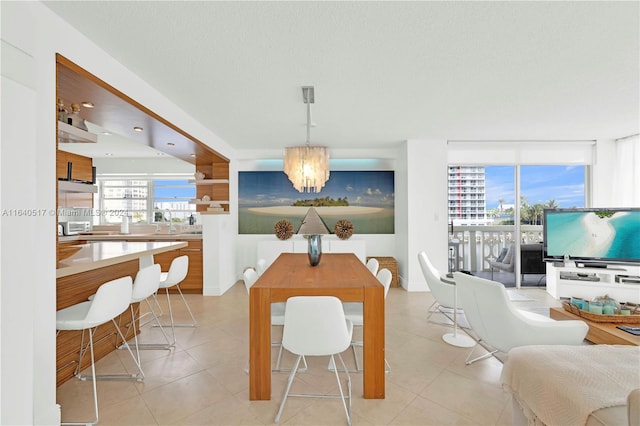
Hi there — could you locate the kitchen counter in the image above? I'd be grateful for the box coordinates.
[58,233,202,243]
[56,240,187,278]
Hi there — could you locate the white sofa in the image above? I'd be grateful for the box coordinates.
[502,345,640,426]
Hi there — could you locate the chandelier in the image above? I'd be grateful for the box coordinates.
[284,86,330,192]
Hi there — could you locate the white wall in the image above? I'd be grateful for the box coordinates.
[202,214,237,295]
[402,139,450,291]
[2,3,57,424]
[591,139,616,207]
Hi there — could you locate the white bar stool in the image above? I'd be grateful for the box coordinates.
[118,263,173,353]
[150,256,196,349]
[56,276,143,425]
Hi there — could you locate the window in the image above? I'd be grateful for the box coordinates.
[152,179,196,223]
[450,165,586,226]
[98,178,195,224]
[519,165,585,224]
[447,164,586,287]
[100,180,149,224]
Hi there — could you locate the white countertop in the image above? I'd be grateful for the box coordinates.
[57,241,187,278]
[59,233,202,243]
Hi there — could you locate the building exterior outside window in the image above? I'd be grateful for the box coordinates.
[447,166,489,226]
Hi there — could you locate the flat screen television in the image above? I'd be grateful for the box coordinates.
[543,208,640,267]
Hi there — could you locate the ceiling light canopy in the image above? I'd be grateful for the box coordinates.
[284,86,330,193]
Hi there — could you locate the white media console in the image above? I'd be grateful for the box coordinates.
[546,262,640,304]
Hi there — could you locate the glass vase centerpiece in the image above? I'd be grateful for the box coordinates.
[297,207,330,267]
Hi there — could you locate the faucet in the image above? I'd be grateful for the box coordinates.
[165,209,174,234]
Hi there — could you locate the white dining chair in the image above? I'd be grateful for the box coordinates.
[365,258,379,276]
[275,296,353,425]
[243,268,305,372]
[341,268,392,373]
[256,258,268,276]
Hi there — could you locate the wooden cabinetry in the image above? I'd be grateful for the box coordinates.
[144,240,203,293]
[56,150,95,209]
[192,160,229,214]
[56,150,94,182]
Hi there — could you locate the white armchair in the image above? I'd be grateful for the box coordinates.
[418,251,457,325]
[453,271,588,365]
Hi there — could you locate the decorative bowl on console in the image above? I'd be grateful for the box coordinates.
[563,301,640,323]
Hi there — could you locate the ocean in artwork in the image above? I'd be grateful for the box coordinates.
[239,206,394,234]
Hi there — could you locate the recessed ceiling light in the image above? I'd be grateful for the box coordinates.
[190,154,196,157]
[105,153,114,156]
[81,102,94,108]
[167,142,175,146]
[133,127,143,132]
[101,131,111,136]
[156,152,166,156]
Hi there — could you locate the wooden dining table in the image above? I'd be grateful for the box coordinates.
[249,252,386,400]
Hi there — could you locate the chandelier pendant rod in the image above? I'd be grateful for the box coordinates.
[306,99,311,146]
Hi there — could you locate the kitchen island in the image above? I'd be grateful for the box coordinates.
[59,235,203,293]
[56,240,187,385]
[57,240,187,277]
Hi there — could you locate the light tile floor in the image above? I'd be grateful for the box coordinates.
[56,283,563,425]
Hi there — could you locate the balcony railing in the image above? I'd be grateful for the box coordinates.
[448,225,543,273]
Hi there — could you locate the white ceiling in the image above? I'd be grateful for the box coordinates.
[44,1,639,155]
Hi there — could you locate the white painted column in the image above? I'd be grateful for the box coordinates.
[201,214,237,295]
[400,139,449,291]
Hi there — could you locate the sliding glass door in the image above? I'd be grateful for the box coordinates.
[448,164,585,288]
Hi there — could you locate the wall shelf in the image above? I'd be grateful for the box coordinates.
[58,180,97,193]
[189,199,230,205]
[189,179,229,185]
[193,161,230,213]
[57,121,98,144]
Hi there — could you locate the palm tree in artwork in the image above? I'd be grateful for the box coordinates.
[498,198,505,214]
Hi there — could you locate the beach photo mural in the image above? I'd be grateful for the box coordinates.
[239,171,394,234]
